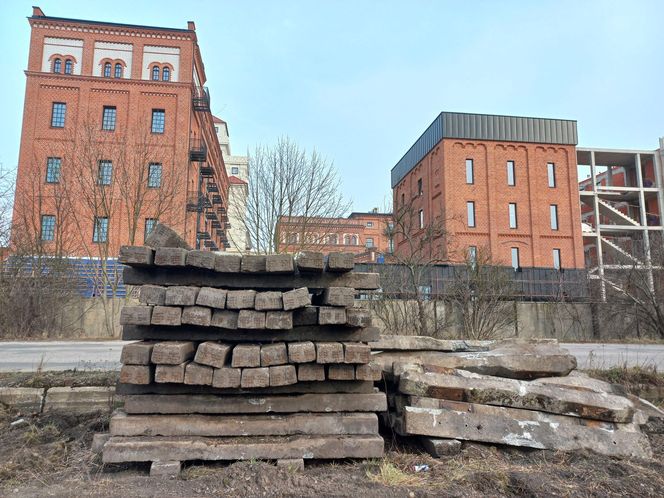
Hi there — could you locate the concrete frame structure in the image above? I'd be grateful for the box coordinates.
[577,141,664,300]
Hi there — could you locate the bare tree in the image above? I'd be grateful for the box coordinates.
[0,164,14,248]
[445,247,517,340]
[602,233,664,339]
[237,137,350,254]
[367,197,448,336]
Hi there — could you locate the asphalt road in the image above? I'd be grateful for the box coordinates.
[0,341,663,372]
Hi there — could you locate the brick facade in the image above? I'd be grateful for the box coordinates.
[11,7,229,257]
[392,114,585,269]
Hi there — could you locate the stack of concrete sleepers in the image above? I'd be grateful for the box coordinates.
[103,227,386,472]
[372,336,654,459]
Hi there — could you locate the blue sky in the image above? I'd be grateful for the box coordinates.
[1,0,662,212]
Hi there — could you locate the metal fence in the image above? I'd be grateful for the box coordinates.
[354,263,590,302]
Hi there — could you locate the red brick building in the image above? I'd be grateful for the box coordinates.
[10,7,229,257]
[277,211,393,262]
[391,112,584,269]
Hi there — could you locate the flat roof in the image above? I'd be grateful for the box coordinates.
[391,111,578,188]
[30,14,192,33]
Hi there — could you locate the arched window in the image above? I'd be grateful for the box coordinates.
[152,66,160,81]
[351,235,358,245]
[162,67,170,81]
[104,62,111,78]
[343,235,350,245]
[64,59,73,75]
[53,58,61,73]
[114,63,122,78]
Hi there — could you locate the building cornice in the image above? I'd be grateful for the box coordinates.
[30,18,194,41]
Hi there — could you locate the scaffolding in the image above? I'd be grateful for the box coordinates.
[576,139,664,301]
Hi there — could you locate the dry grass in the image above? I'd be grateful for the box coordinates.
[0,369,119,389]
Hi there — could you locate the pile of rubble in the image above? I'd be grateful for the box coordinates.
[104,224,386,474]
[372,336,655,458]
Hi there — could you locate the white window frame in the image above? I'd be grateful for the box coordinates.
[467,201,475,228]
[508,203,517,229]
[418,209,424,229]
[466,158,474,184]
[547,162,556,188]
[553,248,561,270]
[550,204,559,230]
[511,247,520,270]
[507,160,515,186]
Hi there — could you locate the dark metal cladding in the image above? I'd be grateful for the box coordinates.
[391,112,578,188]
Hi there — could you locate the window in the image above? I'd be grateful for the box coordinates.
[511,247,520,270]
[104,62,111,78]
[509,203,518,229]
[328,234,338,245]
[215,126,219,133]
[467,201,476,228]
[419,209,424,229]
[53,58,61,73]
[144,218,157,243]
[466,158,474,184]
[550,204,559,230]
[287,233,298,244]
[367,221,373,227]
[102,106,116,131]
[93,217,109,243]
[553,248,561,270]
[401,193,405,205]
[162,67,170,81]
[366,237,374,248]
[98,160,113,185]
[231,167,239,175]
[151,109,165,133]
[468,246,477,266]
[148,163,162,188]
[152,66,160,80]
[40,215,56,241]
[51,102,66,128]
[64,59,73,75]
[507,160,515,186]
[114,63,122,78]
[45,157,61,183]
[343,234,350,245]
[417,178,423,195]
[547,162,556,188]
[388,238,394,254]
[351,235,358,245]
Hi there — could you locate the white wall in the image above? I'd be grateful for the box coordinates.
[41,37,83,75]
[92,42,133,78]
[142,45,180,82]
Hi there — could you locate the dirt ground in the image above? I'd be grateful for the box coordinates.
[1,368,663,497]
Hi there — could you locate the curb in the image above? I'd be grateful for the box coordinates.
[0,386,122,415]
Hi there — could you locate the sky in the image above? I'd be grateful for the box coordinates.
[0,0,663,213]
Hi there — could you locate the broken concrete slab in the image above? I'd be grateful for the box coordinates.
[375,342,577,380]
[397,399,652,459]
[150,460,181,478]
[398,369,635,422]
[43,386,117,413]
[420,437,462,457]
[0,387,44,413]
[371,336,494,352]
[122,393,388,414]
[110,412,379,437]
[103,434,385,463]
